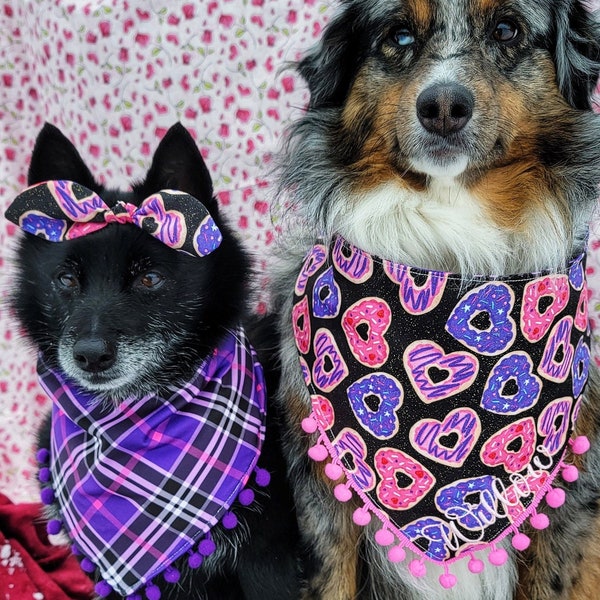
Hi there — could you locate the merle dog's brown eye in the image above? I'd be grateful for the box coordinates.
[138,272,165,289]
[492,20,519,43]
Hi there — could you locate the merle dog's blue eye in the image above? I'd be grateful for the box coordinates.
[392,27,415,47]
[137,272,165,290]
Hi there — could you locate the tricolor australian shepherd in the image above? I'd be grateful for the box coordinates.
[272,1,600,599]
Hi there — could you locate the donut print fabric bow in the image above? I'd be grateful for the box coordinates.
[295,235,591,589]
[4,180,223,257]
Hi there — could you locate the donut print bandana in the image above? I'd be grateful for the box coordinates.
[37,327,267,598]
[295,235,591,587]
[5,180,223,257]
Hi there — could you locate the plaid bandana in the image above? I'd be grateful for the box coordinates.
[296,236,590,587]
[37,327,266,597]
[5,179,223,257]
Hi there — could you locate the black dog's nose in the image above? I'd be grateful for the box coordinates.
[416,83,474,137]
[73,337,116,372]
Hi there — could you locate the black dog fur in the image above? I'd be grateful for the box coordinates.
[10,123,300,600]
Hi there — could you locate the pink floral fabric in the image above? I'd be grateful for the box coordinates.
[0,0,599,506]
[585,0,600,367]
[0,0,335,502]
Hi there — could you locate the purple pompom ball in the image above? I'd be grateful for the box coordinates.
[95,581,113,597]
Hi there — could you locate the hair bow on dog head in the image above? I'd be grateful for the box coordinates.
[4,180,223,257]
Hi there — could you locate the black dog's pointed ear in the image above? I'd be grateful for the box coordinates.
[138,123,215,207]
[28,123,98,188]
[298,3,366,110]
[553,1,600,110]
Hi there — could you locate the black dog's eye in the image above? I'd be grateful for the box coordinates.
[491,20,519,44]
[390,27,415,47]
[136,272,165,290]
[56,271,79,290]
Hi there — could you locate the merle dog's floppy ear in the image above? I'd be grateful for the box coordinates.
[28,123,97,188]
[138,123,215,208]
[553,0,600,110]
[298,3,366,109]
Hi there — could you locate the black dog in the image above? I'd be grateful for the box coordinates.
[7,123,300,600]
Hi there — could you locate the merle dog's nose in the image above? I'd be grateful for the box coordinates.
[416,83,474,137]
[73,337,116,372]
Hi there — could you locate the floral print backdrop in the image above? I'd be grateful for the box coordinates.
[0,0,334,502]
[0,0,599,503]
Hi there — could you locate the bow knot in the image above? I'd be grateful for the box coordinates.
[4,180,222,258]
[106,201,139,225]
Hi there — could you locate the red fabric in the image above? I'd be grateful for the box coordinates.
[0,493,93,599]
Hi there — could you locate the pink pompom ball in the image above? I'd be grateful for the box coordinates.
[512,532,531,551]
[530,513,550,530]
[388,545,406,563]
[301,417,318,434]
[439,573,457,589]
[408,559,426,577]
[546,488,566,509]
[352,508,371,526]
[488,548,508,566]
[334,484,352,502]
[468,558,484,574]
[562,464,579,482]
[325,463,343,481]
[375,528,394,547]
[570,436,590,455]
[308,444,328,462]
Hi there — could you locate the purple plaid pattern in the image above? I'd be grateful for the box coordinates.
[38,327,266,596]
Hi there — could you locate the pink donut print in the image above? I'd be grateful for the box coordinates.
[383,261,448,315]
[342,297,391,368]
[503,469,549,521]
[403,340,479,404]
[374,448,436,511]
[292,296,311,355]
[537,396,573,456]
[51,180,105,220]
[332,236,373,283]
[480,417,536,474]
[538,316,574,383]
[311,394,335,431]
[312,328,349,393]
[574,286,589,332]
[135,193,186,250]
[572,395,583,426]
[410,407,481,468]
[521,275,570,343]
[295,244,328,296]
